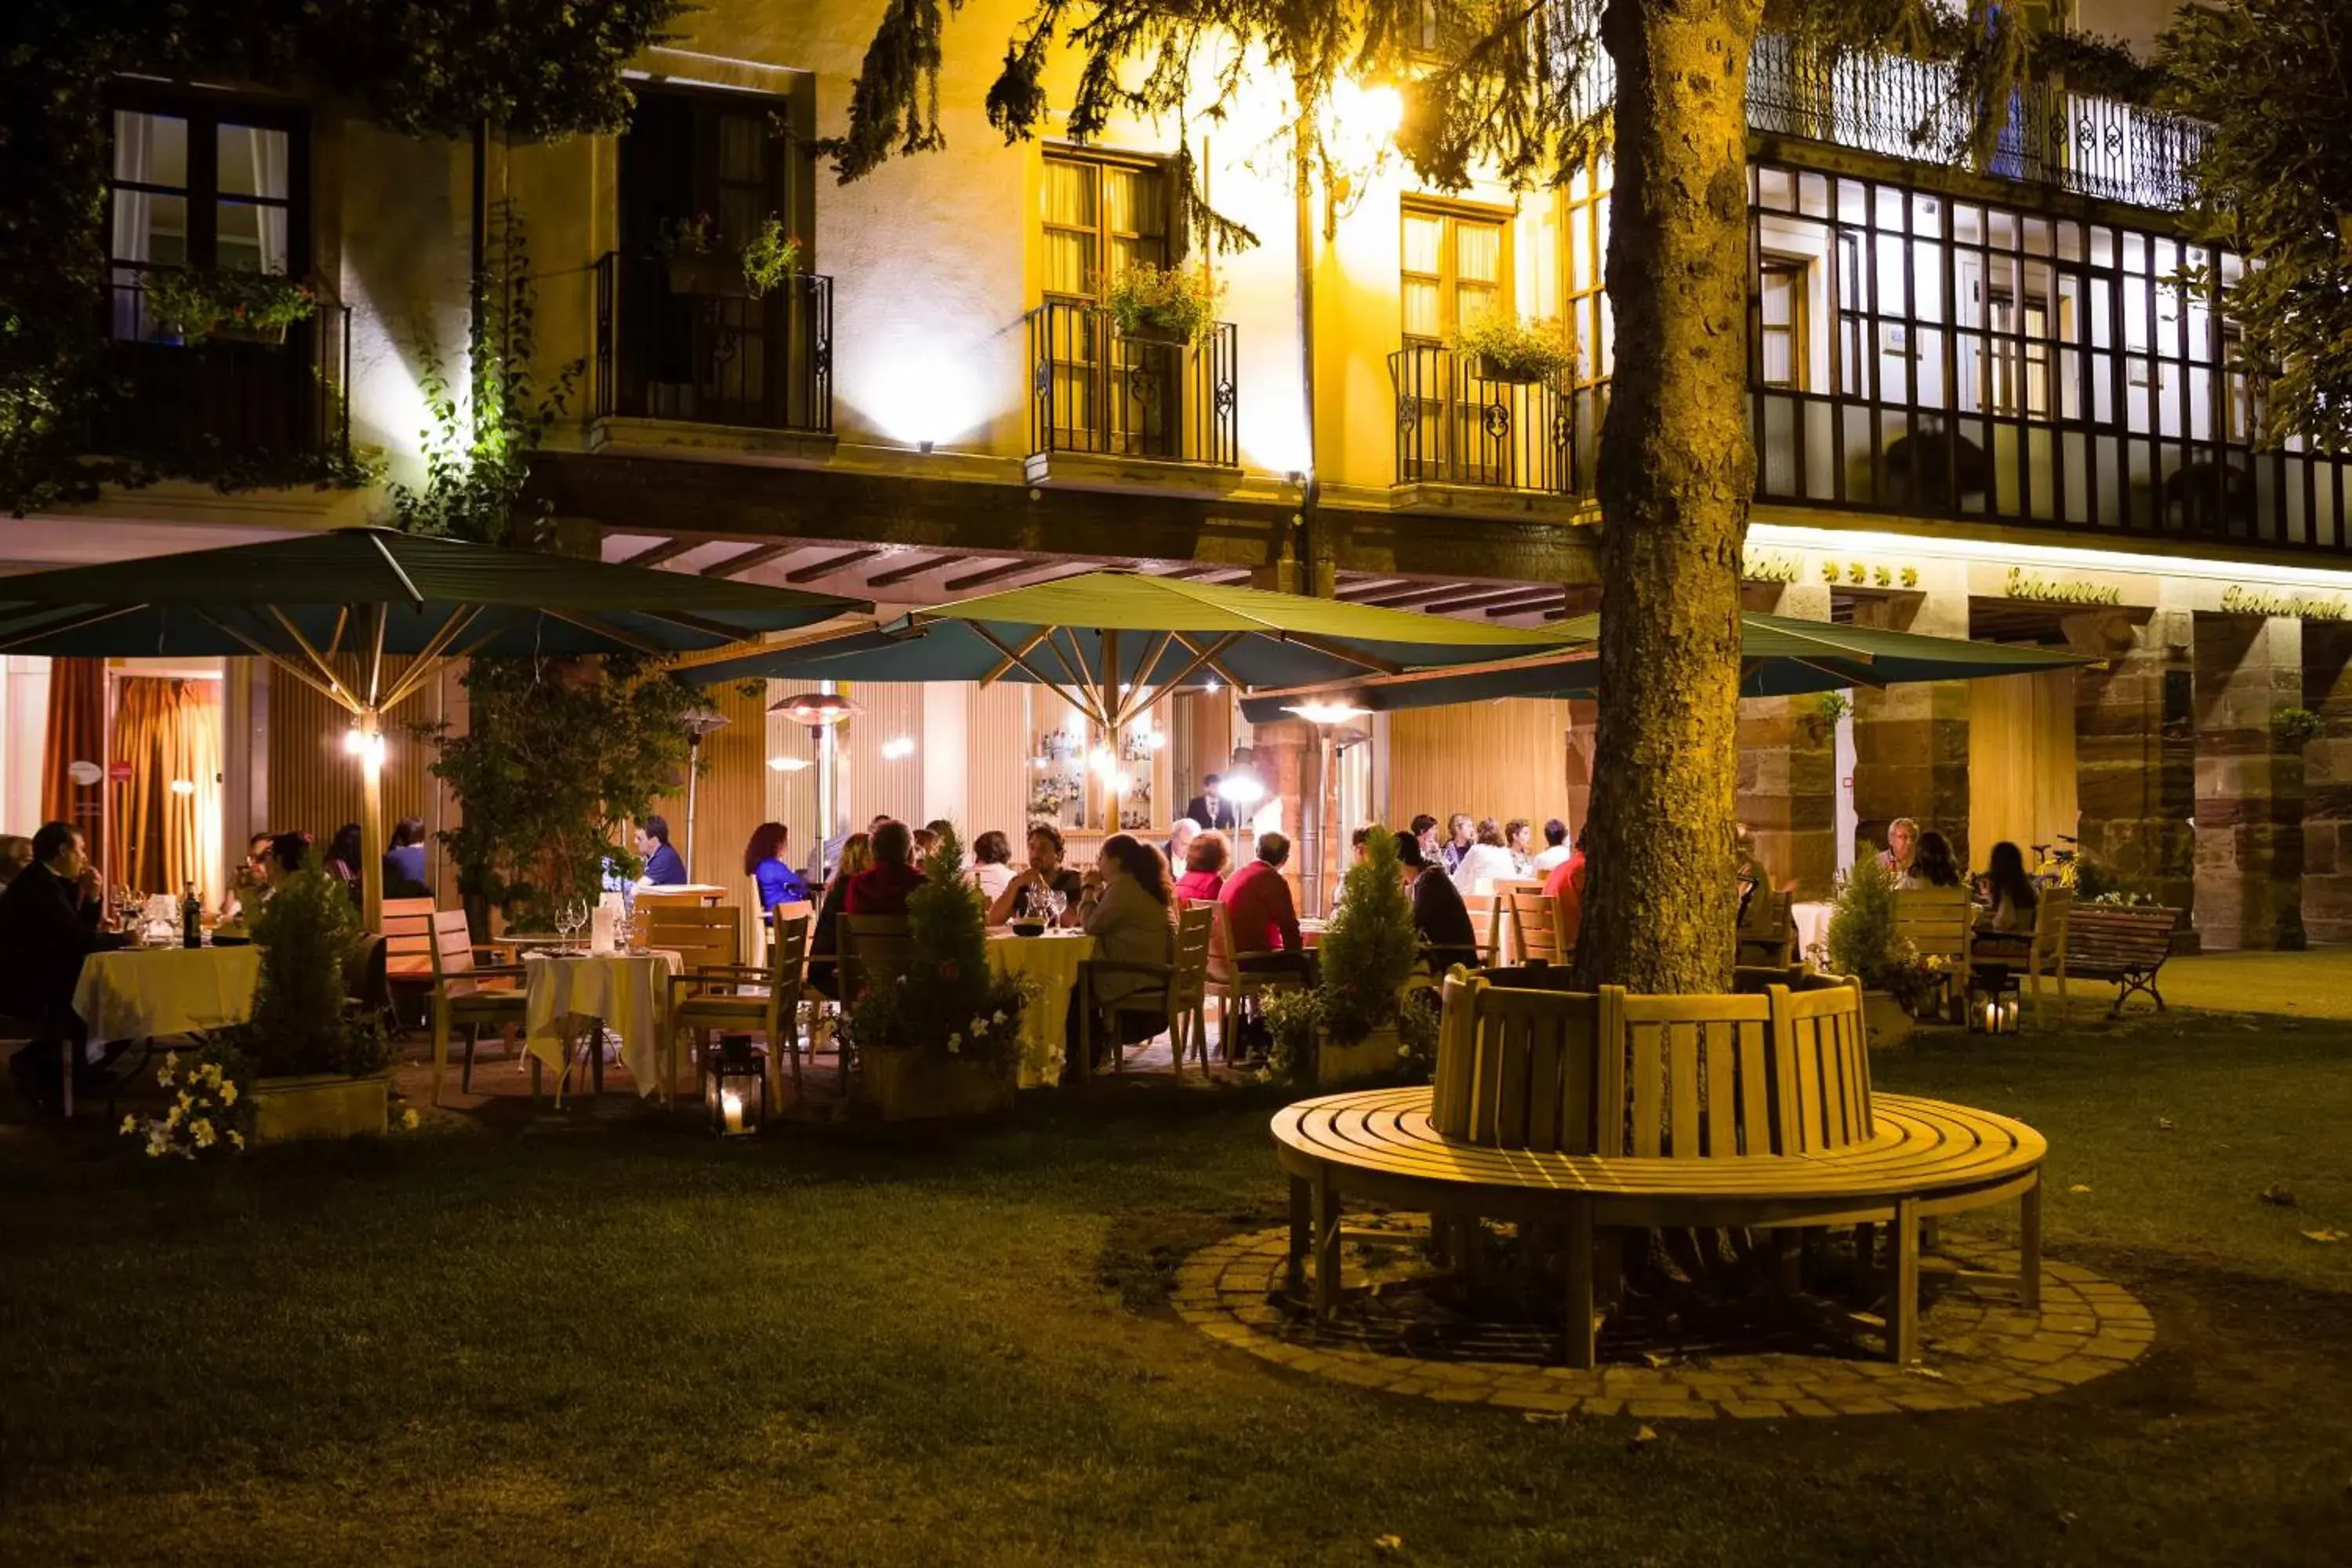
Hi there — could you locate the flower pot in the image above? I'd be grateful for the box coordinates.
[1860,990,1914,1051]
[250,1070,391,1143]
[212,322,289,346]
[860,1048,1017,1121]
[667,255,750,299]
[1473,353,1544,386]
[1119,318,1192,348]
[1316,1023,1402,1087]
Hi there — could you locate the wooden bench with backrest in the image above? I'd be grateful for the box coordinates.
[1272,964,2045,1367]
[2060,905,2177,1016]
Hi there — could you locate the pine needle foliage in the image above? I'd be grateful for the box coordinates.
[1316,823,1417,1044]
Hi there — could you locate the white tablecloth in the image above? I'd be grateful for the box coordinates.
[987,933,1094,1088]
[524,950,682,1098]
[1793,901,1835,967]
[72,946,263,1059]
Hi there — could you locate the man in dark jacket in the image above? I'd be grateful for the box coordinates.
[2,821,125,1116]
[1396,831,1479,971]
[1181,773,1239,832]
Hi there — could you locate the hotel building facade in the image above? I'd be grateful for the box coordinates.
[5,0,2342,950]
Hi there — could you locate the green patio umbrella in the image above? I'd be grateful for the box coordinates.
[1237,610,2093,722]
[0,527,867,926]
[682,570,1579,724]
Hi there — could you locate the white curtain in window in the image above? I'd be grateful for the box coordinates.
[250,128,289,273]
[1042,160,1095,296]
[111,111,153,264]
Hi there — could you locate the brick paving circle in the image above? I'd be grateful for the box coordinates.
[1174,1220,2154,1418]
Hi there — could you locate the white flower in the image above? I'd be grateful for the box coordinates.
[401,1109,419,1131]
[192,1119,216,1149]
[971,1018,989,1038]
[219,1080,238,1105]
[946,1033,963,1054]
[992,1010,1008,1025]
[227,1131,245,1150]
[120,1114,139,1135]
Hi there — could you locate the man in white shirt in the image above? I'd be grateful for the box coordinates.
[1530,818,1573,876]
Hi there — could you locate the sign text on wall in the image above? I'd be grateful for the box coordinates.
[2005,566,2122,607]
[2220,584,2350,620]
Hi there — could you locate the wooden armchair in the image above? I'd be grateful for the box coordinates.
[381,895,437,1033]
[1076,902,1214,1080]
[2026,887,2073,1028]
[670,913,811,1107]
[1736,888,1796,969]
[647,905,744,1092]
[1200,898,1305,1063]
[1893,886,1973,1019]
[1507,888,1568,967]
[426,909,528,1105]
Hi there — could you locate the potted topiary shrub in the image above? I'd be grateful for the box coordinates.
[237,854,395,1141]
[1455,314,1573,386]
[1817,854,1923,1047]
[142,268,317,345]
[1260,826,1423,1089]
[1104,263,1221,347]
[848,826,1033,1120]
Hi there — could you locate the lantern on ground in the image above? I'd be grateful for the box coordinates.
[704,1035,768,1137]
[1969,968,2021,1035]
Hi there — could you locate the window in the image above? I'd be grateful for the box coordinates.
[1401,202,1507,343]
[615,86,818,429]
[1759,256,1808,390]
[1036,151,1180,456]
[1042,152,1170,302]
[1986,289,2051,418]
[107,95,306,337]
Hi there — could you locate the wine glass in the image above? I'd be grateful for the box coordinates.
[561,896,590,953]
[1042,887,1067,929]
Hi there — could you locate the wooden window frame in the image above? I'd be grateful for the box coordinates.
[1400,196,1514,346]
[104,84,310,277]
[1758,253,1809,392]
[1040,147,1177,307]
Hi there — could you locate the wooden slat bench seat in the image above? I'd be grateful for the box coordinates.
[2060,906,2176,1016]
[1269,967,2046,1368]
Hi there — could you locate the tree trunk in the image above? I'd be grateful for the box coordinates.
[1571,0,1761,994]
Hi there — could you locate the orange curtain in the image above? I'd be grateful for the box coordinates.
[113,678,225,906]
[41,656,105,853]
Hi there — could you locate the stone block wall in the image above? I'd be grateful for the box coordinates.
[2072,608,2195,913]
[2302,622,2352,943]
[1852,592,1970,869]
[1736,583,1837,898]
[2193,613,2304,950]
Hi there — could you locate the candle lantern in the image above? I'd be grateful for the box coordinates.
[1968,969,2021,1035]
[704,1035,768,1137]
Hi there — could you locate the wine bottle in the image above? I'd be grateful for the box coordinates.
[182,880,202,949]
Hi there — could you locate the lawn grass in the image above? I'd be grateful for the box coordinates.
[3,1011,2348,1566]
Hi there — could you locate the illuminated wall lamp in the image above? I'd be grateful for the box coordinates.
[767,756,813,774]
[881,736,916,761]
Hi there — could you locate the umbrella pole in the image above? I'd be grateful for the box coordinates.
[685,733,702,880]
[359,706,385,935]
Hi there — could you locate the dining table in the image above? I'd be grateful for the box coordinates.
[985,929,1097,1087]
[521,947,683,1102]
[72,942,263,1060]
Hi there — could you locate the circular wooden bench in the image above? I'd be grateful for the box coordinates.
[1269,967,2045,1366]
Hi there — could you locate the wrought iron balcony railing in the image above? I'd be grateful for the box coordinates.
[1025,300,1239,467]
[1744,33,2204,211]
[1389,343,1577,495]
[95,278,351,468]
[593,252,833,434]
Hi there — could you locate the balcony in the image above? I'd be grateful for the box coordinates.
[94,280,351,475]
[1744,34,2205,212]
[1025,299,1239,486]
[1388,344,1577,505]
[591,252,833,448]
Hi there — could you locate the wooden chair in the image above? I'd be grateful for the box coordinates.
[381,895,437,1033]
[1735,888,1796,968]
[670,913,811,1107]
[1461,894,1503,966]
[1507,887,1567,967]
[1200,898,1305,1062]
[1077,902,1215,1080]
[838,915,914,1091]
[426,909,528,1105]
[1893,886,1973,1019]
[633,888,708,909]
[1483,879,1540,962]
[646,905,744,1091]
[2026,888,2073,1029]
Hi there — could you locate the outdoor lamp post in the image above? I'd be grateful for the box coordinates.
[1284,700,1370,915]
[679,706,731,879]
[341,713,389,930]
[771,688,859,873]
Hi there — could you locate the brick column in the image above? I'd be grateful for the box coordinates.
[1851,592,1970,867]
[2193,613,2304,950]
[2304,622,2352,943]
[2071,608,2195,915]
[1737,583,1838,898]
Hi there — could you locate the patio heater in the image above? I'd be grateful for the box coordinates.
[771,687,859,877]
[680,706,731,878]
[1285,700,1370,916]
